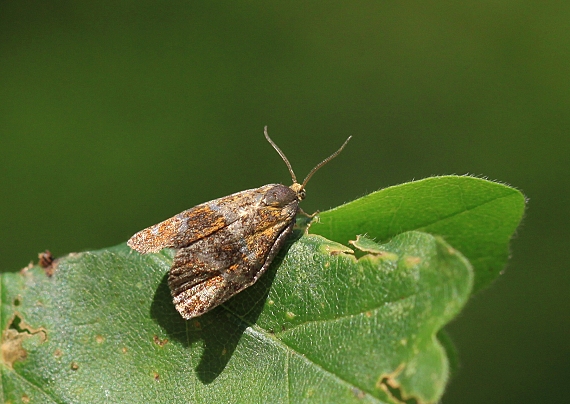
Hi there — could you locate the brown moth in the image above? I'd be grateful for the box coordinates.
[128,127,351,319]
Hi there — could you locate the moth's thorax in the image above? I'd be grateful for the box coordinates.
[262,184,299,207]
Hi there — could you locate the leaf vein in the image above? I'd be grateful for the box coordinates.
[246,326,383,403]
[414,193,517,231]
[275,294,414,335]
[9,370,60,404]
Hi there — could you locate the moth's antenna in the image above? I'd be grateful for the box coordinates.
[264,126,298,183]
[301,136,352,188]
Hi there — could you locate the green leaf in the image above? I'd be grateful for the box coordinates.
[310,175,526,292]
[1,231,472,403]
[1,175,524,402]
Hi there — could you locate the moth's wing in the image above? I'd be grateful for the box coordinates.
[170,220,295,319]
[127,187,269,254]
[168,187,298,319]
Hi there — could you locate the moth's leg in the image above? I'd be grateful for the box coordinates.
[295,208,320,229]
[298,207,319,218]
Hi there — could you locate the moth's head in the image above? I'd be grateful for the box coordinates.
[289,182,306,201]
[263,126,351,203]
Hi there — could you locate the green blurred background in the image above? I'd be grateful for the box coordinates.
[1,2,568,402]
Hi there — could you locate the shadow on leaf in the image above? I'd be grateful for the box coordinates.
[149,229,299,383]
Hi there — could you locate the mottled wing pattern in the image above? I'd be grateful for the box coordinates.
[169,184,299,319]
[127,187,272,253]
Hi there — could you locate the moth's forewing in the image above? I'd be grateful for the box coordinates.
[168,184,299,319]
[128,186,281,254]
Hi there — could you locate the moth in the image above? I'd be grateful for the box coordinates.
[128,127,351,319]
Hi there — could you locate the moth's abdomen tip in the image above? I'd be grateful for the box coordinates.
[177,307,198,320]
[173,299,203,319]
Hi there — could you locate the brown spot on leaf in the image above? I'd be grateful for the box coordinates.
[153,335,168,347]
[376,363,418,404]
[95,335,105,344]
[352,387,366,399]
[2,329,28,369]
[321,242,354,256]
[20,262,34,274]
[349,236,400,261]
[2,315,47,369]
[404,256,421,268]
[22,394,30,403]
[71,362,79,370]
[38,250,59,276]
[153,372,160,381]
[38,249,55,270]
[122,347,128,354]
[54,348,63,358]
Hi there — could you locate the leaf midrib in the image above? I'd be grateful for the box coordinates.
[246,325,384,403]
[220,303,392,403]
[314,191,518,250]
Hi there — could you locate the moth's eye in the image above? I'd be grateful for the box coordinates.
[298,189,306,200]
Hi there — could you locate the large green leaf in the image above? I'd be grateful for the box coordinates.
[311,175,526,292]
[2,231,472,403]
[1,175,525,403]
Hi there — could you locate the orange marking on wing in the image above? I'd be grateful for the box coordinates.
[128,205,228,253]
[226,263,240,273]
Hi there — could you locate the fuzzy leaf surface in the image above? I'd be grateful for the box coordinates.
[1,231,472,403]
[311,175,526,292]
